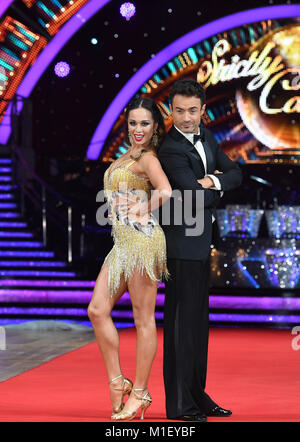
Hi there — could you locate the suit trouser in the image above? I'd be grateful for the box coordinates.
[163,257,217,417]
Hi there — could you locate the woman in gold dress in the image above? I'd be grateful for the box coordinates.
[87,97,172,421]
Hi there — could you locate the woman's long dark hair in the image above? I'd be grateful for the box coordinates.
[124,97,165,154]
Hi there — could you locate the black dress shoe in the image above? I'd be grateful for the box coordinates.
[206,406,232,417]
[171,414,207,422]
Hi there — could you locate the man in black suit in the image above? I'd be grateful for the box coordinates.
[158,79,242,422]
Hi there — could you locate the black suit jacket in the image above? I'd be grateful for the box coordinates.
[157,125,242,260]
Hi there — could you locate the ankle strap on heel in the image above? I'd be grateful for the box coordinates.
[109,374,124,390]
[132,387,151,403]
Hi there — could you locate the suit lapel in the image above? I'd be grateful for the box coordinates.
[201,138,214,174]
[168,126,207,174]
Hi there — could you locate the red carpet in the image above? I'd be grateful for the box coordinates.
[0,327,299,422]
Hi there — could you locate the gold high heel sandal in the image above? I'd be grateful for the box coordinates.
[108,374,133,417]
[111,387,152,421]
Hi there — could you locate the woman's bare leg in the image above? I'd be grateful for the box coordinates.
[87,262,128,408]
[120,268,158,411]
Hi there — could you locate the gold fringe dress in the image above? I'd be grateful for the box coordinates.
[102,157,170,297]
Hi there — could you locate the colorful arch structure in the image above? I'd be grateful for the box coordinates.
[1,3,300,154]
[86,4,300,160]
[0,0,111,144]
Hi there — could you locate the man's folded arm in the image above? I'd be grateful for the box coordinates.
[159,150,221,208]
[205,174,222,192]
[206,132,243,191]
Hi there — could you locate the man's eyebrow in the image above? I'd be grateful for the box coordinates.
[175,106,199,110]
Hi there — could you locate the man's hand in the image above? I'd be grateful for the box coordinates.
[197,170,223,189]
[197,176,215,189]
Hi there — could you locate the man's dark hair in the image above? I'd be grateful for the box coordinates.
[169,79,206,106]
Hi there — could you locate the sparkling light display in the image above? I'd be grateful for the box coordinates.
[0,0,111,144]
[0,16,46,126]
[54,61,70,77]
[87,4,300,160]
[21,0,91,36]
[265,206,300,238]
[120,2,136,19]
[217,206,264,238]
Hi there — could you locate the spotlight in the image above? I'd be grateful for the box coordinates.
[54,62,70,78]
[91,38,98,45]
[120,2,136,19]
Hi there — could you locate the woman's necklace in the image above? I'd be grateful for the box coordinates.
[129,147,145,160]
[129,144,153,160]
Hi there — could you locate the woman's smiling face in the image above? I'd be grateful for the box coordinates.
[127,107,158,147]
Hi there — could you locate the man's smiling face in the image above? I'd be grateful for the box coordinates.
[171,94,206,134]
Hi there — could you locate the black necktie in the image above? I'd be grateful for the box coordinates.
[193,132,205,145]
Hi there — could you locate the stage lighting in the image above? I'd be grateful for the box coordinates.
[120,2,136,19]
[54,62,70,78]
[91,38,98,45]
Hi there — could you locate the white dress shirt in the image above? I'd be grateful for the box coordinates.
[174,125,223,222]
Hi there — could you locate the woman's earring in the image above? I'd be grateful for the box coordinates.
[152,130,158,147]
[128,133,133,145]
